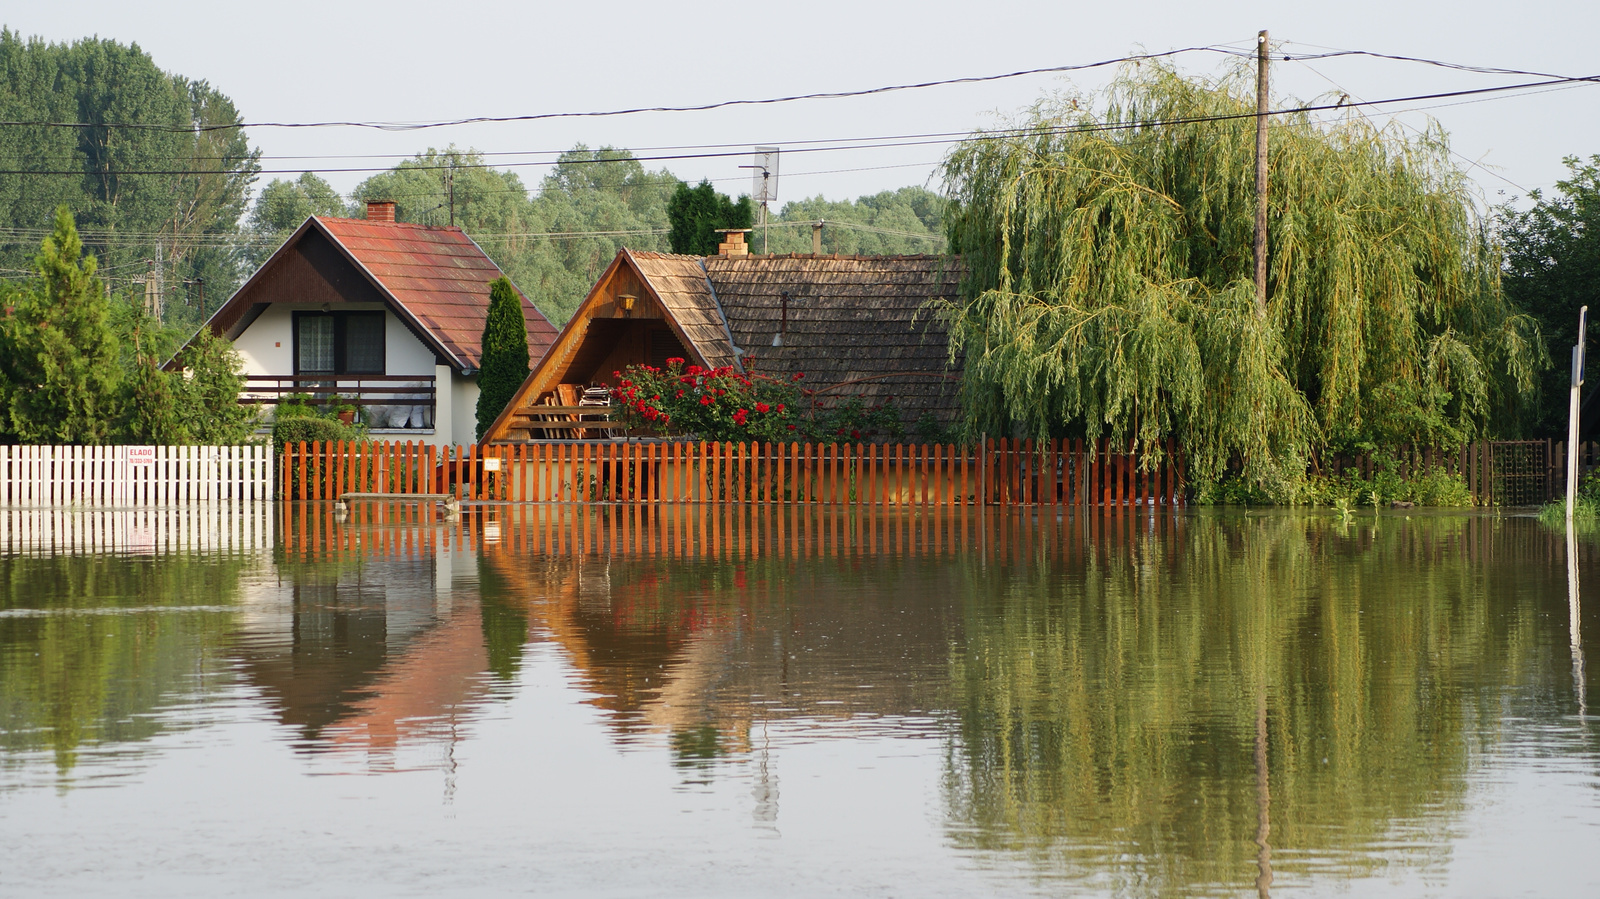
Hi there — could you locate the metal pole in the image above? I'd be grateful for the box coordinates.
[1568,306,1588,523]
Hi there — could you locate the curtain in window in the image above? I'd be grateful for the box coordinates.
[298,315,334,373]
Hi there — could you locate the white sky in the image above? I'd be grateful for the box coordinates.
[6,0,1598,211]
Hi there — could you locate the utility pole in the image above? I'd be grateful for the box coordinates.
[1567,305,1588,523]
[1253,29,1270,318]
[447,162,456,227]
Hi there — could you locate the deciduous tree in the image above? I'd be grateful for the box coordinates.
[939,63,1542,497]
[1500,155,1600,436]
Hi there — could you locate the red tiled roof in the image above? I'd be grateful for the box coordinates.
[318,217,557,369]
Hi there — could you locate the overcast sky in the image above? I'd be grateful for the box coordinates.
[6,0,1598,210]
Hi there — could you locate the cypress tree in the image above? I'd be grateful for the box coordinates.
[475,277,529,440]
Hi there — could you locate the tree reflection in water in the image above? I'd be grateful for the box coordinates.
[944,512,1572,893]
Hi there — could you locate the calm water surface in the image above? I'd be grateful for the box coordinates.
[1,504,1596,897]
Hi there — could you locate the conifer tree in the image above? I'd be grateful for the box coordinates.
[0,207,121,444]
[475,277,529,440]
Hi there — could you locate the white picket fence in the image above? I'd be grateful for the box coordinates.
[0,445,272,506]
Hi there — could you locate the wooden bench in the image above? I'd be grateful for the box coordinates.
[335,492,461,515]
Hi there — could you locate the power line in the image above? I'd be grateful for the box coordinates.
[0,71,1590,180]
[0,47,1237,134]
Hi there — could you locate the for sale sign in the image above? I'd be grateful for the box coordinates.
[127,446,156,468]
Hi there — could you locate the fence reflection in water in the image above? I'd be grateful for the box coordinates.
[281,500,1196,565]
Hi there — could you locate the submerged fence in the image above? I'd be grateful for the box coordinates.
[1328,440,1586,506]
[1,445,273,506]
[279,438,1187,507]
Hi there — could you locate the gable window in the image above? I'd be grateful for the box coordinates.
[294,311,386,375]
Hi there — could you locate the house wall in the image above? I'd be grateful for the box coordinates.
[451,374,479,446]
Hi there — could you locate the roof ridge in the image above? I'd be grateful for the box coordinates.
[317,215,464,233]
[630,249,706,261]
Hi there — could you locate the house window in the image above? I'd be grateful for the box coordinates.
[294,311,386,375]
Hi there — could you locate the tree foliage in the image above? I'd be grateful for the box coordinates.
[475,277,530,440]
[0,208,257,445]
[767,186,946,255]
[1499,155,1600,436]
[939,63,1542,496]
[243,172,346,267]
[667,180,754,255]
[0,207,121,444]
[0,30,260,329]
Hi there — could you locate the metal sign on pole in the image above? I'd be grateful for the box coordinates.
[1567,306,1587,523]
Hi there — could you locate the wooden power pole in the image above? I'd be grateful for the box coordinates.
[1253,29,1270,318]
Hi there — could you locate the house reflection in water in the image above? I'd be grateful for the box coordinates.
[227,533,499,766]
[246,510,967,770]
[476,541,963,760]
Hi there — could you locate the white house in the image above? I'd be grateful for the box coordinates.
[181,201,557,446]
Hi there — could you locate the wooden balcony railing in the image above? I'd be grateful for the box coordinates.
[241,375,437,408]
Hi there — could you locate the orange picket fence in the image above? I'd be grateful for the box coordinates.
[277,438,1187,507]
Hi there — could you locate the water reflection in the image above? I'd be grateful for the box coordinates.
[229,529,496,769]
[0,504,1596,897]
[0,528,262,783]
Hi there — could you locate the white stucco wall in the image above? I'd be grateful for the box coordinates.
[385,313,435,376]
[230,304,297,375]
[452,374,479,446]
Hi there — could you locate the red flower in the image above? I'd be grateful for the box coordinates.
[775,403,785,412]
[700,395,713,406]
[754,402,770,413]
[666,357,685,365]
[786,424,796,431]
[675,390,685,399]
[733,408,749,426]
[792,372,804,381]
[851,430,861,439]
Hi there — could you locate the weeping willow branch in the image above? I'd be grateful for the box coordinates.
[937,62,1544,497]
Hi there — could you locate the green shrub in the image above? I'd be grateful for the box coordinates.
[271,416,362,451]
[1302,456,1473,508]
[274,394,320,420]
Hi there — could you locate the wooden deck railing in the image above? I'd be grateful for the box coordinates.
[278,438,1187,507]
[242,375,436,408]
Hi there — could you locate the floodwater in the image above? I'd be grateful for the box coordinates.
[1,503,1597,898]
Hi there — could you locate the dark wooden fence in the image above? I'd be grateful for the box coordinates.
[1328,440,1590,506]
[279,438,1185,507]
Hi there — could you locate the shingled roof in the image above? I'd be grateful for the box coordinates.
[186,215,557,372]
[316,217,557,369]
[709,254,966,428]
[626,251,738,370]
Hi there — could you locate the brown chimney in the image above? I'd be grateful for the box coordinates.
[715,228,750,257]
[366,200,396,223]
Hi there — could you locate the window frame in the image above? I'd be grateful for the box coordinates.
[292,310,387,376]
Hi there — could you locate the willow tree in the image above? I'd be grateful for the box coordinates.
[939,63,1541,496]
